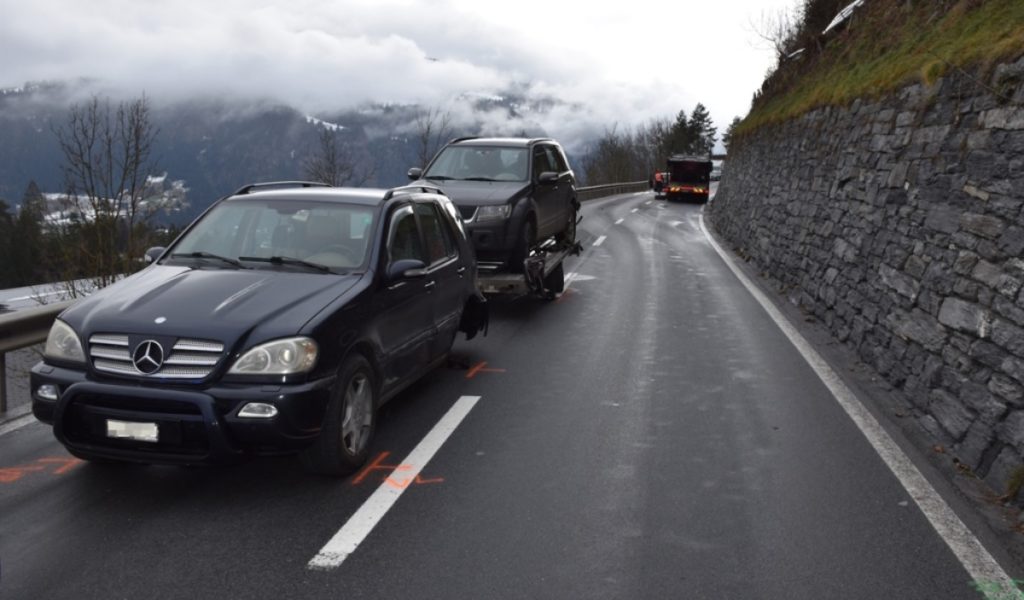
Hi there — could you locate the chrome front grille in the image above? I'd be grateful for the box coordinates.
[89,334,225,379]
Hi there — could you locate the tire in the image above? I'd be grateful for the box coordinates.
[509,218,535,273]
[555,206,577,245]
[300,354,377,476]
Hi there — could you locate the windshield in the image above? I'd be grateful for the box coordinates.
[170,198,375,271]
[424,146,529,182]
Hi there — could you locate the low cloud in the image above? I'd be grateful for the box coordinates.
[1,0,788,152]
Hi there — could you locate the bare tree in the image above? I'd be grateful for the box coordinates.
[749,7,801,61]
[53,94,159,292]
[304,126,373,187]
[414,106,453,168]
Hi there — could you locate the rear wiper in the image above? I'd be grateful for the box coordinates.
[239,256,331,273]
[170,252,247,268]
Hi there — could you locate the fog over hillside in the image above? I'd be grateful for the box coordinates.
[0,80,589,222]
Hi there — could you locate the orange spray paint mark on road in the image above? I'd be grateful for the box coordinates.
[36,457,85,475]
[555,288,575,304]
[384,474,445,489]
[465,361,506,379]
[0,465,45,483]
[0,456,84,483]
[351,451,411,486]
[352,451,443,488]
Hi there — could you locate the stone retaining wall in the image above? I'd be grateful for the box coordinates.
[708,56,1024,501]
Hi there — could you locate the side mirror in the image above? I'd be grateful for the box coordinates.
[144,246,166,264]
[537,171,558,185]
[407,167,423,181]
[387,258,427,281]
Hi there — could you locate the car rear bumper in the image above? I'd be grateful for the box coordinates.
[31,362,335,465]
[664,186,710,202]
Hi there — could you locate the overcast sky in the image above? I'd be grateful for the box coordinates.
[0,0,799,151]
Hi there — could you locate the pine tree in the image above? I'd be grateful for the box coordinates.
[0,199,13,287]
[9,181,48,286]
[688,103,717,157]
[722,117,743,153]
[665,109,692,156]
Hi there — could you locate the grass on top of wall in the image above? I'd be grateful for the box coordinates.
[738,0,1024,136]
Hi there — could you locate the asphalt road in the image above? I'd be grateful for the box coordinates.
[0,191,1018,599]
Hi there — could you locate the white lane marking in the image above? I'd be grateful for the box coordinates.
[614,218,624,225]
[645,201,652,206]
[698,213,1019,593]
[0,412,37,437]
[593,235,607,247]
[308,395,481,571]
[630,208,639,213]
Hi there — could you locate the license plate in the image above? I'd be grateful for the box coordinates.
[106,419,159,443]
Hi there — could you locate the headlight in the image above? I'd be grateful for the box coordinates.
[228,337,318,375]
[44,319,86,364]
[474,205,511,222]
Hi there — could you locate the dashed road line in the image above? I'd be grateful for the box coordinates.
[593,235,607,247]
[614,218,624,225]
[308,395,482,571]
[698,213,1020,596]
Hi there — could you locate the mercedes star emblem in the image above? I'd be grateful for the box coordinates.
[133,340,165,374]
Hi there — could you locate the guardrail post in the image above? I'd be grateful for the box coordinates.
[1,351,7,414]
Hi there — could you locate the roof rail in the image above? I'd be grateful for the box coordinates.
[232,181,332,196]
[383,184,446,202]
[448,136,479,144]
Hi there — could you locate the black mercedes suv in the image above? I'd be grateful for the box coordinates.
[408,137,579,273]
[31,182,487,476]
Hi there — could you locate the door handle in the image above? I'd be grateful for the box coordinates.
[424,281,436,291]
[456,267,467,277]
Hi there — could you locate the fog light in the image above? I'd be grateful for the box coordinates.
[238,402,278,419]
[36,384,59,402]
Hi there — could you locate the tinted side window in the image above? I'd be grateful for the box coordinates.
[388,206,425,263]
[532,146,556,179]
[551,146,570,172]
[415,202,457,265]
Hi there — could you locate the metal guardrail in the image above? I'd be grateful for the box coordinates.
[577,181,649,202]
[0,300,73,413]
[0,180,646,415]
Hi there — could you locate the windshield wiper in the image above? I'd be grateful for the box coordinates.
[462,177,498,182]
[170,252,247,268]
[238,256,331,273]
[425,175,454,181]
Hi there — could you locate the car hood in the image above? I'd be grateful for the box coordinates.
[60,265,362,347]
[419,179,529,206]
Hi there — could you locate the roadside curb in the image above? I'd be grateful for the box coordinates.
[0,404,33,434]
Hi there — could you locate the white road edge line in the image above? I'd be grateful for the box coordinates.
[698,213,1018,593]
[593,235,607,247]
[308,395,482,571]
[0,412,36,437]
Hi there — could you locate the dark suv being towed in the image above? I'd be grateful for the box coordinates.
[31,182,487,475]
[408,137,579,273]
